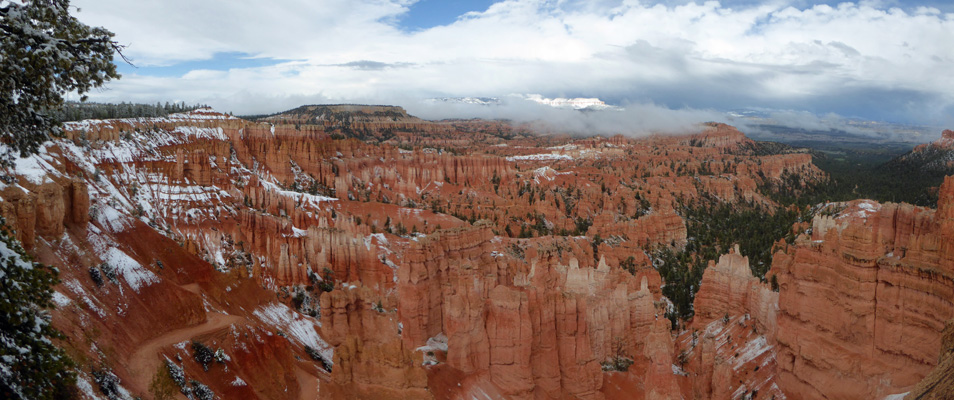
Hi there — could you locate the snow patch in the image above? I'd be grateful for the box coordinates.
[252,303,333,364]
[506,153,573,162]
[416,332,449,353]
[882,393,909,400]
[12,151,56,184]
[173,125,229,141]
[285,226,309,238]
[672,364,688,376]
[416,333,448,366]
[838,200,882,221]
[103,247,159,292]
[52,291,71,307]
[531,165,571,183]
[167,108,236,120]
[63,279,105,317]
[857,201,880,212]
[95,205,134,233]
[75,374,105,400]
[260,180,336,208]
[364,233,389,251]
[733,336,772,370]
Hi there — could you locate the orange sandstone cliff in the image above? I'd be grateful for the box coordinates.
[5,107,948,399]
[769,180,954,399]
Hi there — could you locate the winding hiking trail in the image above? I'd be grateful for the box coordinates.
[125,310,323,399]
[126,312,246,394]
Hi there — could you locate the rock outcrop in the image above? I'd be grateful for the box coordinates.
[397,223,681,399]
[772,183,954,398]
[0,107,847,399]
[904,319,954,399]
[683,246,782,400]
[0,178,89,248]
[693,245,778,336]
[320,285,431,399]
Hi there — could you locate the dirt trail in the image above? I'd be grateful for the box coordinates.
[180,282,202,294]
[294,366,321,400]
[126,312,246,394]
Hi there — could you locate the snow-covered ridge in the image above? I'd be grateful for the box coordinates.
[506,153,573,162]
[62,108,235,131]
[260,180,337,207]
[425,97,501,106]
[524,94,614,110]
[172,126,229,141]
[423,94,618,110]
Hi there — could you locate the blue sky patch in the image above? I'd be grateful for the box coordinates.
[399,0,498,31]
[118,52,295,77]
[649,0,954,12]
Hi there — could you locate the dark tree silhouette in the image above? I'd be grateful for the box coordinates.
[0,0,125,162]
[0,221,76,399]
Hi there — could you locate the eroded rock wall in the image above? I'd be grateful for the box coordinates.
[772,181,954,399]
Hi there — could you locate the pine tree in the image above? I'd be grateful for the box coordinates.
[0,0,124,162]
[0,222,76,399]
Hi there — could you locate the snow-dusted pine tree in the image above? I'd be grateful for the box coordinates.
[0,0,124,162]
[0,221,75,399]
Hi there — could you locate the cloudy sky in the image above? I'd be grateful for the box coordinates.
[72,0,954,137]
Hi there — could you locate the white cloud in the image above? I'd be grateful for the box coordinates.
[74,0,414,65]
[73,0,954,130]
[406,95,725,136]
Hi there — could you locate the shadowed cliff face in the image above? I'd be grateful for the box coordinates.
[9,106,947,399]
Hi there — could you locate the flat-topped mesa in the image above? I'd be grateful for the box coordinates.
[262,104,418,126]
[772,187,954,399]
[684,122,752,149]
[268,104,410,118]
[318,104,409,114]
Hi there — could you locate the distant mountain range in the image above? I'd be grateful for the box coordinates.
[725,109,938,145]
[425,96,502,106]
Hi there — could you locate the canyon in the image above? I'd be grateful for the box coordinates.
[0,105,951,399]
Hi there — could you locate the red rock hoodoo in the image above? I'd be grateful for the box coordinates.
[3,107,948,399]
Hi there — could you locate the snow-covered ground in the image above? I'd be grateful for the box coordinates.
[252,303,333,365]
[506,153,573,162]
